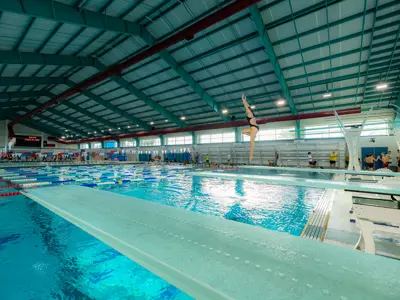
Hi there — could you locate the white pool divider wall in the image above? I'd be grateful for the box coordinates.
[23,185,400,300]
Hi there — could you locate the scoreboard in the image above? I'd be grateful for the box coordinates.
[14,135,41,147]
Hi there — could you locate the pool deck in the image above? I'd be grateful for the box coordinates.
[22,185,400,300]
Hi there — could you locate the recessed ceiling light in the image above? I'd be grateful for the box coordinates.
[222,109,228,114]
[61,136,65,139]
[136,125,139,127]
[88,132,91,134]
[165,119,168,122]
[323,93,332,98]
[101,130,104,132]
[376,83,388,90]
[118,127,120,130]
[250,105,256,109]
[150,122,154,125]
[180,116,186,120]
[94,131,97,133]
[127,125,130,128]
[65,129,68,132]
[109,129,111,131]
[276,99,286,106]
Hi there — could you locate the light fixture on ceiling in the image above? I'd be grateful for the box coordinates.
[101,130,104,132]
[323,93,332,98]
[136,125,139,127]
[118,127,120,130]
[165,119,168,122]
[94,131,97,133]
[250,105,256,109]
[276,99,286,106]
[180,116,186,120]
[65,129,68,132]
[222,109,228,114]
[61,136,65,139]
[150,121,154,125]
[109,129,111,131]
[127,126,130,128]
[376,83,388,90]
[88,132,91,134]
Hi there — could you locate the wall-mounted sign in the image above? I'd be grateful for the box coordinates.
[14,135,41,147]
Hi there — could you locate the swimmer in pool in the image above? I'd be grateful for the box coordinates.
[241,94,259,161]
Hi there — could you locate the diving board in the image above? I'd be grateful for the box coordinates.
[239,165,400,177]
[24,186,399,300]
[193,172,400,195]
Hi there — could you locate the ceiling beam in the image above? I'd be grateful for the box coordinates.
[94,62,187,127]
[138,27,230,122]
[0,91,48,99]
[0,50,96,67]
[0,91,125,132]
[64,80,152,130]
[0,77,66,86]
[0,100,38,108]
[249,5,296,114]
[0,0,142,36]
[11,107,88,136]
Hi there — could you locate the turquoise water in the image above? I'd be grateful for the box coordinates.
[0,167,324,299]
[102,175,323,235]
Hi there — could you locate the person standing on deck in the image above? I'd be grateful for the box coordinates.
[329,151,338,168]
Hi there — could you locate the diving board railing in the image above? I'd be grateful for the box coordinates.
[23,186,399,299]
[239,165,400,177]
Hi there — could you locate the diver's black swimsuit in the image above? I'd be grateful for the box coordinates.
[247,108,259,130]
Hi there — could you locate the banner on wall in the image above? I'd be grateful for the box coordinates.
[14,135,41,147]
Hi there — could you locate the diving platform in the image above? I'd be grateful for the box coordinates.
[24,186,399,300]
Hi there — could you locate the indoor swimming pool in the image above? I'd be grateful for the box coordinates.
[0,165,324,299]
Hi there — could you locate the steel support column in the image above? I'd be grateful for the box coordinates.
[250,6,296,113]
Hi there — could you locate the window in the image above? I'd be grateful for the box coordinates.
[121,140,136,147]
[243,127,295,141]
[305,123,389,139]
[104,141,117,148]
[198,132,235,144]
[361,123,389,136]
[304,126,340,139]
[80,143,89,149]
[166,136,192,145]
[140,138,161,146]
[91,142,101,149]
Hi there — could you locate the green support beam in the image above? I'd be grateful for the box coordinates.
[60,101,122,131]
[0,50,95,67]
[0,0,142,36]
[0,100,38,108]
[94,62,186,128]
[0,91,48,99]
[249,5,296,114]
[64,80,152,131]
[11,107,88,137]
[0,77,66,86]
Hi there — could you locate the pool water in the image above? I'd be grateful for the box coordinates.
[102,175,324,235]
[0,167,324,299]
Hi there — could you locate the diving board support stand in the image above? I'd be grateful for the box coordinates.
[334,107,372,172]
[353,204,400,254]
